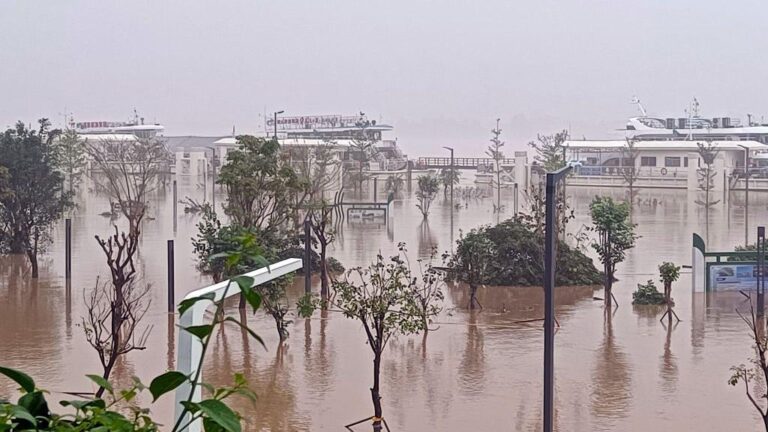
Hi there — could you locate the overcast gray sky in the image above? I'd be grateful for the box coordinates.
[2,0,767,155]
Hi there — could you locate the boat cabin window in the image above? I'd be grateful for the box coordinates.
[640,156,657,167]
[638,118,667,129]
[664,157,681,167]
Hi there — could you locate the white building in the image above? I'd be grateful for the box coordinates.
[564,139,766,191]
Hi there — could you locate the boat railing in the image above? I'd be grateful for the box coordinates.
[572,165,688,178]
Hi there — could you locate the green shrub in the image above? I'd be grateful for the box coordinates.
[632,279,666,305]
[447,217,602,287]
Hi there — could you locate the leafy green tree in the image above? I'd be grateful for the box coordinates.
[415,174,440,219]
[192,207,294,342]
[487,119,505,213]
[659,262,681,321]
[447,229,494,309]
[218,136,304,235]
[447,218,601,297]
[55,128,88,193]
[0,120,72,277]
[385,174,404,196]
[528,129,568,171]
[439,167,460,197]
[332,252,426,430]
[399,243,444,334]
[308,200,336,303]
[589,196,637,308]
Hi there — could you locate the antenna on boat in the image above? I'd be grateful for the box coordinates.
[631,96,647,117]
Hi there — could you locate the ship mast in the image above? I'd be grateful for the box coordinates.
[631,96,647,117]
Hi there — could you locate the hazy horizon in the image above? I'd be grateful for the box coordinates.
[2,0,767,155]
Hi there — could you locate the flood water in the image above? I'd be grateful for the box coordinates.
[1,177,766,431]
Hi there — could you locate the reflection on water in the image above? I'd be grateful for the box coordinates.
[590,315,632,423]
[2,182,768,430]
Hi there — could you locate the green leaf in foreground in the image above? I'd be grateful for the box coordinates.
[86,374,113,393]
[183,324,214,339]
[198,399,241,432]
[149,371,187,402]
[0,366,35,393]
[178,292,216,316]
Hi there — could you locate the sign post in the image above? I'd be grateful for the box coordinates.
[543,165,572,432]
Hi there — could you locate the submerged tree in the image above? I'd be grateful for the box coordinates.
[439,167,460,197]
[192,205,265,283]
[695,141,720,241]
[415,174,440,219]
[528,129,568,171]
[309,200,337,303]
[88,136,169,235]
[83,227,152,396]
[658,261,681,322]
[400,243,444,335]
[620,138,641,206]
[349,117,379,192]
[729,294,768,431]
[589,196,637,309]
[0,120,72,277]
[218,136,303,236]
[385,174,404,196]
[447,229,494,309]
[332,252,425,431]
[55,128,88,193]
[487,119,505,213]
[521,181,574,239]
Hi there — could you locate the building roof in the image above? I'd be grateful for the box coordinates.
[164,136,228,150]
[564,139,767,151]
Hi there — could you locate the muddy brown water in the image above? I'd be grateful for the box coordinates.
[0,178,765,431]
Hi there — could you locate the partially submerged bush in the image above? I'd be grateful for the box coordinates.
[632,280,666,305]
[447,217,601,287]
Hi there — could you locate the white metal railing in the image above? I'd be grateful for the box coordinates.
[174,258,303,431]
[572,165,688,178]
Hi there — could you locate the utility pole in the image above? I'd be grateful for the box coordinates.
[273,110,284,139]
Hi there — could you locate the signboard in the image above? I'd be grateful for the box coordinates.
[347,208,386,221]
[709,263,758,291]
[266,115,363,130]
[75,121,130,130]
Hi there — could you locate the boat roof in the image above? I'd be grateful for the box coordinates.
[564,139,766,151]
[214,137,354,148]
[74,134,139,142]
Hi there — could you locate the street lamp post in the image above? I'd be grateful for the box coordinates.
[443,146,455,249]
[273,110,284,139]
[543,164,573,432]
[739,144,750,245]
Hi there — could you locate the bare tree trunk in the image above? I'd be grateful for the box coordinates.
[469,283,478,310]
[604,262,612,309]
[320,242,329,302]
[371,351,383,431]
[26,250,38,279]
